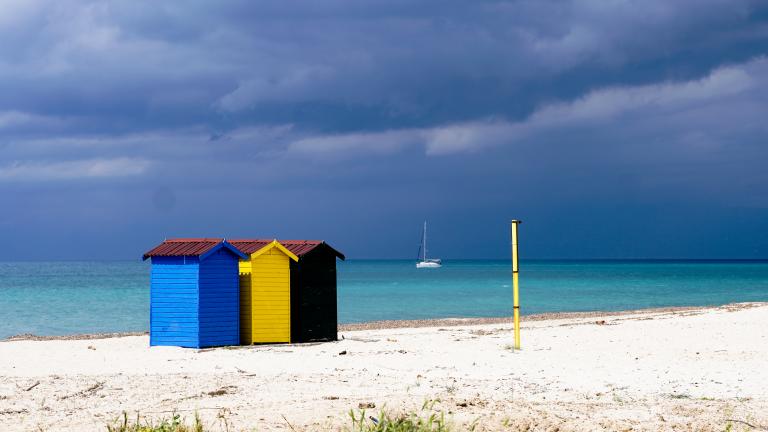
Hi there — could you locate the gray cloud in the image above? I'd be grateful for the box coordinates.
[0,0,767,259]
[0,157,150,181]
[1,1,765,125]
[278,57,766,157]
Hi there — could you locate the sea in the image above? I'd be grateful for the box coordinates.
[1,260,767,339]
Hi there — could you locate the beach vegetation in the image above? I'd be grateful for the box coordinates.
[106,412,204,432]
[347,408,452,432]
[105,406,460,432]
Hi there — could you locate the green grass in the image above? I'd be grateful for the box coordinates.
[347,409,452,432]
[106,412,204,432]
[106,406,456,432]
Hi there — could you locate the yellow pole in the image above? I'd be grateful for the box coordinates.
[511,220,521,350]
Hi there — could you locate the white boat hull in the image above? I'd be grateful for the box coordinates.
[416,221,441,268]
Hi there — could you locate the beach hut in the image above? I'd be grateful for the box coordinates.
[230,240,298,344]
[231,239,345,343]
[142,238,247,348]
[284,240,345,342]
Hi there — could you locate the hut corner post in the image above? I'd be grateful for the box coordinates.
[511,220,522,350]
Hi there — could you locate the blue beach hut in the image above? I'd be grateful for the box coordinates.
[142,238,247,348]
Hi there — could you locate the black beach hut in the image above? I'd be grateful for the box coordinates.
[231,239,345,343]
[287,240,345,342]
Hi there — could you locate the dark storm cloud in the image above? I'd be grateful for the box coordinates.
[0,0,767,259]
[2,1,766,127]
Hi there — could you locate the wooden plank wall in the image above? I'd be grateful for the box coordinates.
[290,252,338,342]
[239,256,253,344]
[239,271,252,345]
[150,256,200,347]
[241,248,291,343]
[198,249,240,347]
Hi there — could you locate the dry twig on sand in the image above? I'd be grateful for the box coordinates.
[59,381,104,400]
[725,419,768,431]
[281,414,298,432]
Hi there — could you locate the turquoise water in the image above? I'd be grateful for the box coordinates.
[1,260,767,339]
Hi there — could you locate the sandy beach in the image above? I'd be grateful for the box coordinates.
[1,303,767,431]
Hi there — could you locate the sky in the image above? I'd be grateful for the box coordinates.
[1,0,767,260]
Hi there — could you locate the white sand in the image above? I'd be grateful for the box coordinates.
[1,303,767,431]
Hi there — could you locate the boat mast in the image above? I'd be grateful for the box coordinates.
[423,221,427,261]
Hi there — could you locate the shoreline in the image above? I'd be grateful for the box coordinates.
[4,301,764,341]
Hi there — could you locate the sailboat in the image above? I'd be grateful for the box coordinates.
[416,221,442,268]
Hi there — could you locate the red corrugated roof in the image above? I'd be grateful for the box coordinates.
[281,240,327,257]
[143,238,224,260]
[229,239,345,260]
[227,239,273,254]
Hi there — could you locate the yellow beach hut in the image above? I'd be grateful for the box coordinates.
[232,239,298,344]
